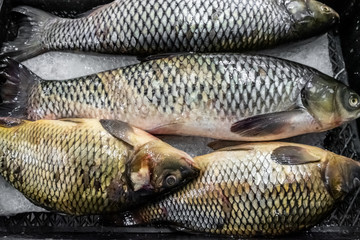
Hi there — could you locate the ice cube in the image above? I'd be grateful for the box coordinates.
[23,52,139,80]
[0,176,46,216]
[259,34,333,76]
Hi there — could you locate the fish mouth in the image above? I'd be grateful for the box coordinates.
[333,12,340,22]
[329,11,340,25]
[341,113,360,123]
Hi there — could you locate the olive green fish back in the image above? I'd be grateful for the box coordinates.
[137,150,335,236]
[0,119,130,215]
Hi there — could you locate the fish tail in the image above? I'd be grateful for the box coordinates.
[1,6,55,61]
[0,58,40,117]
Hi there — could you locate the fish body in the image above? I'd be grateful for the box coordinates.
[1,54,359,141]
[0,117,198,215]
[122,142,360,236]
[2,0,339,61]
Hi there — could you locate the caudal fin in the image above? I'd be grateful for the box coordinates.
[1,6,56,61]
[0,58,40,117]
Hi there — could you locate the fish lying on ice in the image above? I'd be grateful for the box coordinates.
[1,54,359,141]
[0,117,199,215]
[1,0,339,61]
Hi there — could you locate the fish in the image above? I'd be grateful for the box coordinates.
[0,117,199,216]
[118,142,360,237]
[1,0,339,61]
[1,54,360,141]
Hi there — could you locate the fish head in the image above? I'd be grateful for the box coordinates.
[284,0,339,37]
[302,73,360,130]
[100,119,199,200]
[127,140,199,196]
[334,84,360,123]
[322,153,360,201]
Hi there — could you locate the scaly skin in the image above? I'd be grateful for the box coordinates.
[0,119,129,215]
[29,54,309,130]
[13,0,339,56]
[129,142,360,237]
[1,0,339,61]
[0,118,198,215]
[26,53,360,141]
[42,0,295,53]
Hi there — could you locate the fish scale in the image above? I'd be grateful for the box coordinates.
[130,145,337,237]
[3,0,339,61]
[41,0,293,54]
[3,50,358,140]
[0,118,199,215]
[25,54,310,138]
[0,120,127,215]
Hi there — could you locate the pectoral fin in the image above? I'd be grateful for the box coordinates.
[100,119,136,147]
[230,109,309,138]
[271,146,321,165]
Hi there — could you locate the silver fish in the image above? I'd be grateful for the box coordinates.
[1,54,359,141]
[1,0,339,61]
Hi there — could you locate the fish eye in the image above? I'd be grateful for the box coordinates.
[165,175,177,187]
[349,94,360,108]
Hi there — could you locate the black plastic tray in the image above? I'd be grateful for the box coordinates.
[1,1,360,239]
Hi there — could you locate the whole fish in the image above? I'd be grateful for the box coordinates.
[0,117,199,215]
[1,0,339,61]
[119,142,360,237]
[1,54,360,141]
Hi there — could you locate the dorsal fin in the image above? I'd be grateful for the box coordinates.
[0,117,24,127]
[271,146,321,165]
